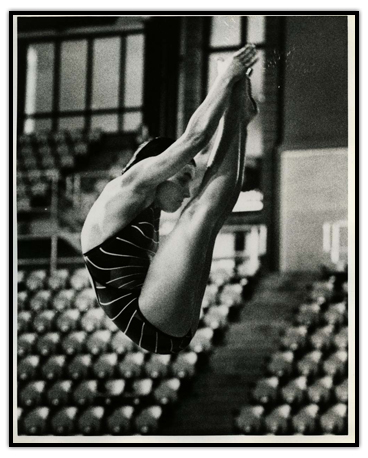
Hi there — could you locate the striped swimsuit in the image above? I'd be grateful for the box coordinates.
[83,204,192,354]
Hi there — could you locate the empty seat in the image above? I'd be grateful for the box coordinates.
[18,333,37,358]
[189,327,214,354]
[36,332,61,356]
[86,329,111,355]
[73,380,99,406]
[251,376,279,405]
[17,271,26,291]
[291,404,319,435]
[320,403,347,434]
[93,353,118,379]
[61,331,87,356]
[50,407,78,435]
[280,376,308,405]
[322,350,348,378]
[18,311,33,334]
[171,351,198,379]
[203,304,229,331]
[53,289,75,312]
[323,302,347,326]
[153,378,181,405]
[106,406,134,435]
[41,355,67,380]
[296,350,323,377]
[307,376,334,405]
[29,290,51,312]
[111,331,136,355]
[17,291,28,310]
[334,379,348,403]
[23,407,50,435]
[19,381,46,408]
[134,406,163,435]
[118,352,145,379]
[47,269,69,291]
[47,380,73,407]
[55,309,81,333]
[145,354,172,379]
[219,283,243,307]
[210,267,232,287]
[18,355,40,381]
[70,268,90,291]
[266,351,294,378]
[280,325,308,351]
[333,326,348,350]
[103,379,126,406]
[67,354,92,380]
[128,378,154,406]
[264,405,292,435]
[33,310,56,334]
[309,325,335,350]
[25,270,47,292]
[294,302,321,327]
[77,406,105,435]
[75,288,95,312]
[235,405,265,435]
[102,314,119,333]
[81,308,104,333]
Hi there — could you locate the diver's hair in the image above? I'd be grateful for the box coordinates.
[122,137,196,175]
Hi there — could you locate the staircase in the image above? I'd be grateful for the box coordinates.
[160,272,316,435]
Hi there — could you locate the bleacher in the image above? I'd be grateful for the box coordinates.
[234,271,348,436]
[17,261,258,435]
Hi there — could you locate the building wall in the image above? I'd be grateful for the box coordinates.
[279,16,349,271]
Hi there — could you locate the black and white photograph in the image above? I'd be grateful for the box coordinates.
[10,11,357,445]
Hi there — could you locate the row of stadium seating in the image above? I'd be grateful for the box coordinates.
[17,262,257,435]
[234,272,349,436]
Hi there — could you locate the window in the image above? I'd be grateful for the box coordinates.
[22,31,145,133]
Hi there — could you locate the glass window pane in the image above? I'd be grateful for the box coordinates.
[247,16,266,44]
[25,43,54,114]
[59,40,87,111]
[210,16,242,47]
[58,116,85,131]
[122,112,142,132]
[92,37,121,109]
[207,51,233,89]
[124,34,144,107]
[91,114,118,132]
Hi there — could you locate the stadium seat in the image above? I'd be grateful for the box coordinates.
[77,406,105,435]
[33,310,56,334]
[296,350,323,378]
[171,351,198,379]
[291,404,319,435]
[26,270,47,292]
[251,376,279,405]
[322,350,348,378]
[36,332,61,356]
[18,355,40,381]
[118,352,145,379]
[280,376,308,405]
[73,380,99,406]
[145,354,172,379]
[103,379,126,405]
[203,304,229,331]
[67,354,92,380]
[189,327,214,354]
[93,353,118,379]
[102,314,119,333]
[53,289,75,312]
[332,326,348,350]
[309,325,335,350]
[19,381,46,408]
[307,376,334,405]
[29,290,51,312]
[334,379,348,403]
[17,291,28,310]
[294,302,321,327]
[75,288,96,312]
[153,378,181,405]
[201,284,219,309]
[128,378,154,406]
[320,403,347,434]
[47,269,69,291]
[41,355,67,380]
[219,283,243,312]
[18,333,37,358]
[264,404,292,435]
[50,407,78,435]
[235,405,265,434]
[86,329,111,355]
[47,380,73,407]
[134,405,163,435]
[106,406,134,435]
[61,331,87,356]
[266,351,294,378]
[111,331,137,354]
[323,302,347,327]
[23,407,50,435]
[56,309,81,333]
[18,311,33,333]
[70,268,90,291]
[280,325,308,351]
[81,308,104,333]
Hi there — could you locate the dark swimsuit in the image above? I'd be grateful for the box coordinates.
[83,204,192,354]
